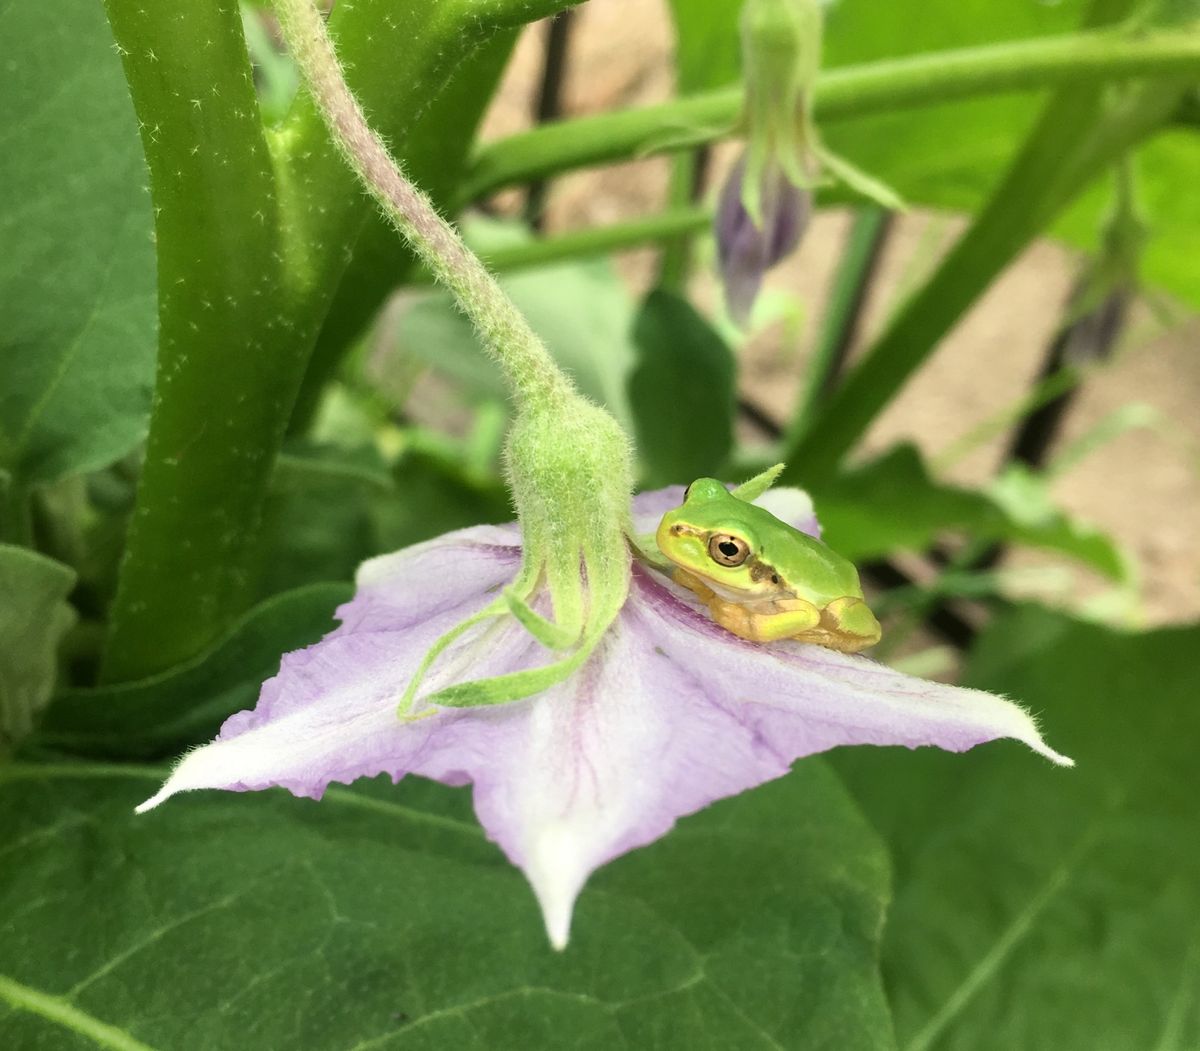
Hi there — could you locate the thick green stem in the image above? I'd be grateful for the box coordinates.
[102,0,572,682]
[656,151,708,291]
[463,27,1200,199]
[274,0,570,407]
[101,0,291,683]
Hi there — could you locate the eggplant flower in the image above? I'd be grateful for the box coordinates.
[138,482,1071,950]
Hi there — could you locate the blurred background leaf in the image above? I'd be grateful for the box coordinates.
[821,0,1200,307]
[253,444,394,601]
[813,445,1129,582]
[389,220,638,426]
[34,583,349,760]
[666,0,742,96]
[629,289,736,487]
[376,445,513,551]
[0,546,76,749]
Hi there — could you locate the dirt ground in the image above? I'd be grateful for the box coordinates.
[477,1,1200,627]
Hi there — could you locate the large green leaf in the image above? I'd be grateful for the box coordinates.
[0,0,155,487]
[821,0,1200,306]
[35,583,349,760]
[0,546,76,749]
[629,289,736,487]
[0,760,894,1049]
[666,0,742,96]
[834,606,1200,1049]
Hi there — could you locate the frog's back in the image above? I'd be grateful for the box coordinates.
[752,508,862,601]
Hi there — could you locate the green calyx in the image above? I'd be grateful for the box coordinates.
[739,0,904,222]
[730,462,786,502]
[740,0,822,225]
[399,394,635,715]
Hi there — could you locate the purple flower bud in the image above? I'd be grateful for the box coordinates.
[715,151,811,324]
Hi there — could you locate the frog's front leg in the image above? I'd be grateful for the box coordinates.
[672,567,720,605]
[714,597,823,643]
[673,569,822,643]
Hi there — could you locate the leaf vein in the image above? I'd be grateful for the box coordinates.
[0,972,159,1051]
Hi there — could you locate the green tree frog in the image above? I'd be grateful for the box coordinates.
[655,478,881,653]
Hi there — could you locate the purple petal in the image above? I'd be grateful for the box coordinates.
[715,153,811,324]
[766,176,810,263]
[630,564,1072,767]
[715,155,769,323]
[630,485,688,528]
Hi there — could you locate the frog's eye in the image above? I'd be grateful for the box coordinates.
[708,534,750,567]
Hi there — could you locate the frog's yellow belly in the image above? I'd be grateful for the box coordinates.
[673,568,881,652]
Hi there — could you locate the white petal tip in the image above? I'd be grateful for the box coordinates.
[1039,746,1075,768]
[133,793,167,815]
[1017,712,1074,768]
[547,920,571,953]
[536,876,576,952]
[133,743,228,815]
[525,823,592,953]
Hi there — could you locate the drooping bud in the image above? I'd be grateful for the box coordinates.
[715,152,811,324]
[715,0,901,323]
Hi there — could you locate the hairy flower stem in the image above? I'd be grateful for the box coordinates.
[273,0,571,410]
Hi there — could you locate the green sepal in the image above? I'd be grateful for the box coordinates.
[815,145,907,212]
[629,532,672,571]
[396,596,508,716]
[731,462,786,503]
[426,641,593,709]
[503,587,581,650]
[635,119,739,160]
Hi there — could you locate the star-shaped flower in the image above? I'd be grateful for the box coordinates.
[138,486,1070,949]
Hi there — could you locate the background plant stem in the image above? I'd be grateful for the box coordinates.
[485,209,712,274]
[786,14,1188,484]
[463,27,1200,200]
[787,206,893,443]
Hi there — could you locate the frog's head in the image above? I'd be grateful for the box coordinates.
[655,478,777,597]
